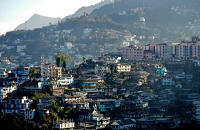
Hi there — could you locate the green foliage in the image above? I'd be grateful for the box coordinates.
[105,73,115,85]
[31,93,50,100]
[29,67,41,79]
[82,57,87,63]
[57,106,79,119]
[45,85,53,95]
[0,113,41,130]
[55,51,71,68]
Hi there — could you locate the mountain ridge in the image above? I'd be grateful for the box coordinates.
[14,0,113,31]
[15,14,61,30]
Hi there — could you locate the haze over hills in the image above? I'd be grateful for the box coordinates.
[2,0,200,65]
[64,0,113,19]
[91,0,200,16]
[14,14,61,30]
[14,0,113,31]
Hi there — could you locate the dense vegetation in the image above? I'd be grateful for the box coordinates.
[0,113,41,130]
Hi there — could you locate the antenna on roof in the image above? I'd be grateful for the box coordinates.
[100,43,104,58]
[41,53,44,64]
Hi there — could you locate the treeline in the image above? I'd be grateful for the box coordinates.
[0,113,41,130]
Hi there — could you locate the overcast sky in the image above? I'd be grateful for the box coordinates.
[0,0,102,35]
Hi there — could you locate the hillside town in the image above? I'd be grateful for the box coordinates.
[2,0,200,129]
[1,36,200,129]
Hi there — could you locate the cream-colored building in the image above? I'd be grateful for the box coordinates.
[53,119,75,129]
[118,45,143,60]
[41,63,62,79]
[174,43,200,58]
[116,64,131,73]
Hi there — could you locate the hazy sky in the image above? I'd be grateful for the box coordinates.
[0,0,102,35]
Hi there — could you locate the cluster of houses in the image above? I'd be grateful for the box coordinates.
[0,48,199,129]
[118,42,200,61]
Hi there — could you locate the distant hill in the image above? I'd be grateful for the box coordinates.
[14,1,112,31]
[64,0,113,19]
[15,14,61,30]
[91,0,200,16]
[90,0,200,27]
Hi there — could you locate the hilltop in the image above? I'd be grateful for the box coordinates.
[14,0,113,31]
[64,0,113,19]
[15,14,61,30]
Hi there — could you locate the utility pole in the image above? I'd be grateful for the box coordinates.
[113,0,115,13]
[25,21,27,30]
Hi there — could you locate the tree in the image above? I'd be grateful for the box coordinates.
[82,57,86,64]
[55,51,71,68]
[0,113,41,130]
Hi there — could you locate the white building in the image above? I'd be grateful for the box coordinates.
[57,75,74,86]
[19,109,36,120]
[0,86,16,102]
[0,68,8,78]
[41,63,62,78]
[53,119,75,130]
[1,96,33,114]
[116,64,131,73]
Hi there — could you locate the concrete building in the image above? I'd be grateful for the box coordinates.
[1,96,33,114]
[41,63,62,79]
[78,105,110,129]
[162,78,175,86]
[144,43,173,59]
[155,43,173,59]
[0,85,16,102]
[95,99,121,112]
[57,75,74,86]
[118,45,143,60]
[143,50,156,59]
[0,68,8,79]
[116,64,131,73]
[174,43,200,58]
[19,108,36,120]
[95,64,111,77]
[53,119,75,130]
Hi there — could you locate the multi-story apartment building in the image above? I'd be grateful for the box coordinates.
[174,43,200,58]
[121,100,149,119]
[144,43,173,59]
[155,43,173,59]
[143,43,157,52]
[41,63,62,79]
[118,45,143,60]
[95,64,111,77]
[143,50,156,59]
[1,96,33,114]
